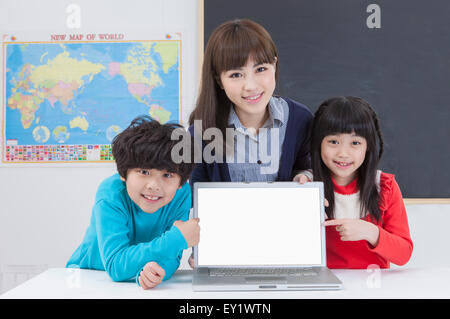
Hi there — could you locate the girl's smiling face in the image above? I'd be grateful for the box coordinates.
[219,56,276,127]
[321,132,368,186]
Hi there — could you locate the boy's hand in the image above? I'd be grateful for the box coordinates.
[323,219,380,247]
[138,261,165,290]
[188,251,195,269]
[173,218,200,247]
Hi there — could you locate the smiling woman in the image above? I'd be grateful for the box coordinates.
[219,57,276,130]
[187,18,314,188]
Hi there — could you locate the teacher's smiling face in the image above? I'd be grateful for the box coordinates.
[219,56,276,128]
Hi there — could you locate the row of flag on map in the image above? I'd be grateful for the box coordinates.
[4,144,114,162]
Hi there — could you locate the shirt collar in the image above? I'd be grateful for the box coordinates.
[228,97,285,129]
[332,176,359,195]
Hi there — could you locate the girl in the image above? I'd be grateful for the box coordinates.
[311,96,413,269]
[188,19,313,185]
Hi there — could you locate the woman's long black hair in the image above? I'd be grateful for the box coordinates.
[311,96,384,222]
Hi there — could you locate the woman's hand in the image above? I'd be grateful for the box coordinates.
[293,173,329,207]
[293,173,310,184]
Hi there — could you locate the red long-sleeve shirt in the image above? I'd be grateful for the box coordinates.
[326,172,413,269]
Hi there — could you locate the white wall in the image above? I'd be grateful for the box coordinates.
[398,204,450,269]
[0,0,200,293]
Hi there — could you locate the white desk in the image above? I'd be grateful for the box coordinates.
[1,267,450,299]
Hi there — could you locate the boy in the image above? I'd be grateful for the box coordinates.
[66,116,199,289]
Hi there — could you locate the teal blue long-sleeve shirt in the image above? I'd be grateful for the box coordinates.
[66,174,189,283]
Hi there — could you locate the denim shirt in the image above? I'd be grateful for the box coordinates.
[226,96,289,182]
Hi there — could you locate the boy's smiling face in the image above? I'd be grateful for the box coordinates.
[121,168,182,214]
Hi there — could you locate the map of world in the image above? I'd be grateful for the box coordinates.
[3,40,180,162]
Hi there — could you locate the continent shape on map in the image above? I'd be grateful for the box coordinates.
[32,126,50,143]
[70,116,89,131]
[106,125,122,142]
[52,126,70,143]
[107,41,178,122]
[149,104,171,123]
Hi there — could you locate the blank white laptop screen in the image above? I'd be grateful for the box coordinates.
[196,187,323,266]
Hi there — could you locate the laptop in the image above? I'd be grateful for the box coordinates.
[192,181,343,291]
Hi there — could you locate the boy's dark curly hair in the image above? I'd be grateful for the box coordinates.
[112,116,195,185]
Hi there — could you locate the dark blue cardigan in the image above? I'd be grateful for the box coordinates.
[188,97,313,189]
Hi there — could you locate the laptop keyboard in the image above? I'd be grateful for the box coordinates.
[208,268,317,277]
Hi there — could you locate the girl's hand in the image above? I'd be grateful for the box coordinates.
[323,219,380,247]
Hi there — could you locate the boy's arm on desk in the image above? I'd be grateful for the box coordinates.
[94,200,188,283]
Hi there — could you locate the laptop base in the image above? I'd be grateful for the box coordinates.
[192,266,342,291]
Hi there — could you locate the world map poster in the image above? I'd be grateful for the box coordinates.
[1,32,181,163]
